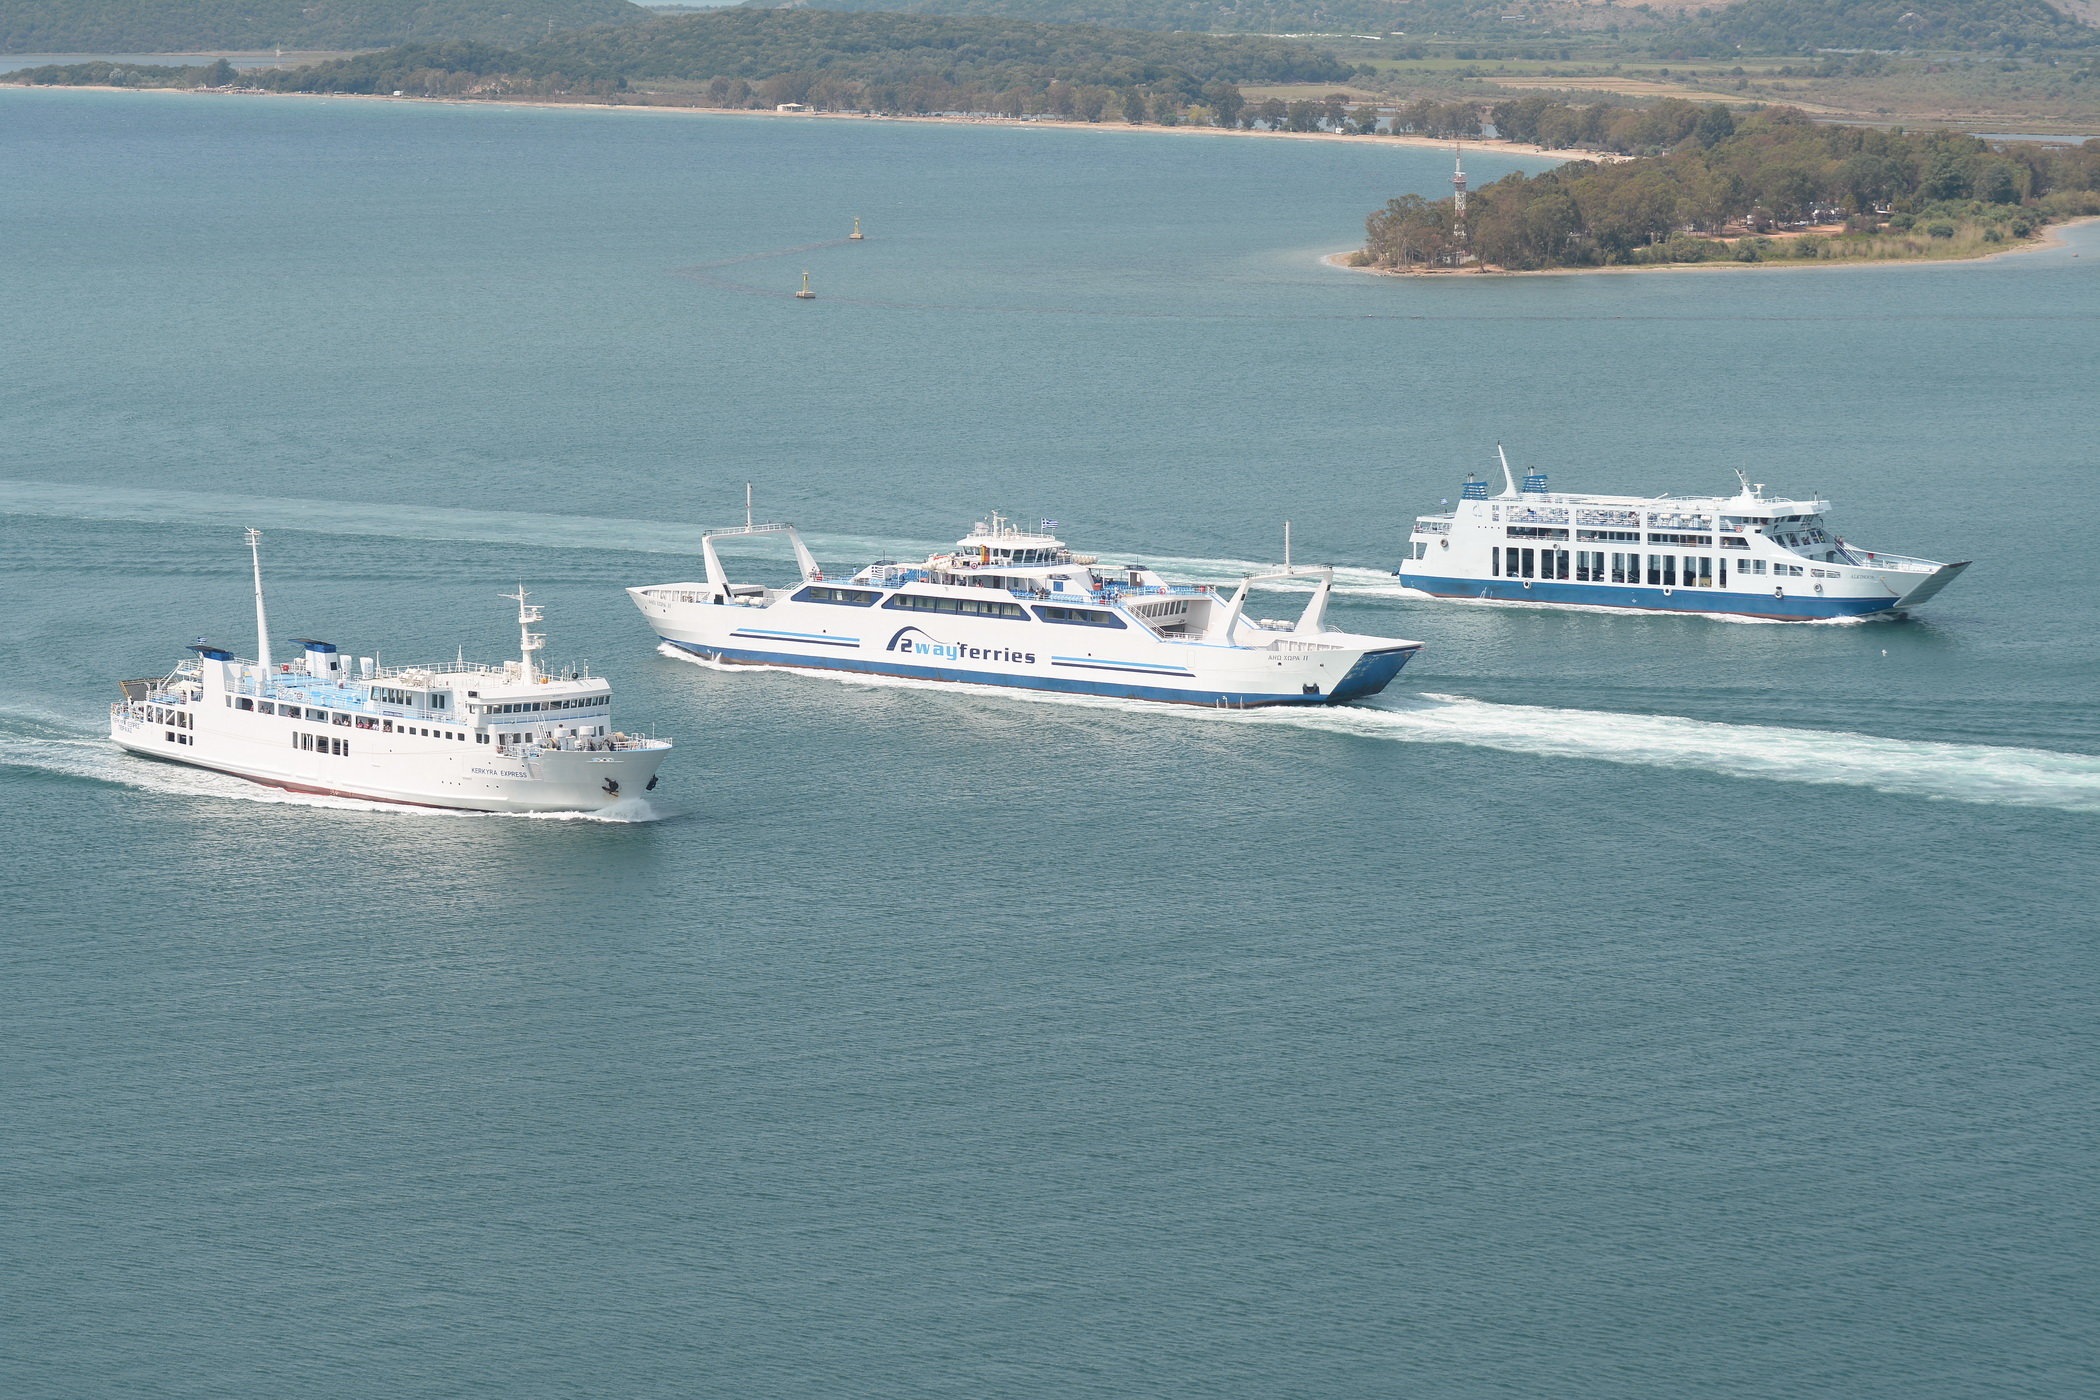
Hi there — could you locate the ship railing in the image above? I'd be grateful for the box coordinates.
[1091,583,1215,600]
[1839,548,1942,574]
[1269,639,1342,653]
[1413,518,1452,534]
[375,661,512,678]
[498,734,671,757]
[1576,509,1640,528]
[1649,513,1715,531]
[1508,507,1569,524]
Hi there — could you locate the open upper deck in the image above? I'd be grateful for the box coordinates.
[175,647,612,718]
[1491,488,1828,519]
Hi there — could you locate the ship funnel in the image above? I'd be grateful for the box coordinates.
[1523,471,1549,495]
[1460,475,1489,500]
[293,638,342,678]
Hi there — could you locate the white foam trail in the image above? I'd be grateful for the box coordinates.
[0,723,674,822]
[0,479,909,563]
[1287,693,2100,812]
[657,646,2100,813]
[0,480,1413,594]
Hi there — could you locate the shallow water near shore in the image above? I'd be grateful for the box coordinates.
[3,88,2097,1400]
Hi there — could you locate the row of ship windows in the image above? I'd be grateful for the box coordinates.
[797,586,1127,628]
[295,733,351,756]
[234,693,598,721]
[1507,527,1750,548]
[143,706,192,729]
[1494,550,1830,586]
[370,687,450,710]
[1497,549,1728,587]
[235,696,468,732]
[483,698,601,714]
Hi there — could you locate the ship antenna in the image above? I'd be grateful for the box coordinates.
[245,527,271,686]
[503,583,544,682]
[1496,443,1518,498]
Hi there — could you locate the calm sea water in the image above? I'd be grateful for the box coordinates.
[3,89,2097,1399]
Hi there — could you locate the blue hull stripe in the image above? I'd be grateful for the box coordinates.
[730,629,860,648]
[1051,657,1197,678]
[1400,573,1898,620]
[664,639,1415,707]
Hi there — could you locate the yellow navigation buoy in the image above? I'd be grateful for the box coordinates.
[849,217,865,241]
[794,270,815,300]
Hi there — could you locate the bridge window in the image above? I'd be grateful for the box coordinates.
[794,585,881,607]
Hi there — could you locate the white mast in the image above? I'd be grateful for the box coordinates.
[745,481,754,531]
[1283,520,1293,572]
[1496,443,1518,498]
[246,527,271,683]
[503,584,544,682]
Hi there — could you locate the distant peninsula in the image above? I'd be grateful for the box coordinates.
[1351,99,2100,274]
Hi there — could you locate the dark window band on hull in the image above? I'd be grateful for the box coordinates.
[1032,606,1126,628]
[794,585,881,607]
[883,594,1028,619]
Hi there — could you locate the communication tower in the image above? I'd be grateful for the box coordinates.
[1452,142,1469,249]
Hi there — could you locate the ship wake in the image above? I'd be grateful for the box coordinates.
[660,646,2100,814]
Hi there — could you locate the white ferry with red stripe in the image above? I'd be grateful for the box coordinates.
[630,514,1421,706]
[112,531,671,812]
[1397,451,1968,621]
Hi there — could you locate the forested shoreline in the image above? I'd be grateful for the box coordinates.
[1,10,1355,122]
[1361,103,2100,272]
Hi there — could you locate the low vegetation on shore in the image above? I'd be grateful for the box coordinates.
[1358,103,2100,272]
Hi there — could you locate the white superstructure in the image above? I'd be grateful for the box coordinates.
[631,514,1422,706]
[1397,451,1969,620]
[111,531,671,812]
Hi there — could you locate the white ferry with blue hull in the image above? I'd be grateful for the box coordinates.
[631,515,1422,706]
[1398,454,1968,621]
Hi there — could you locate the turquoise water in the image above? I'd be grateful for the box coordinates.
[4,89,2097,1399]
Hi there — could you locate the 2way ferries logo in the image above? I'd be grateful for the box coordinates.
[886,627,1037,666]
